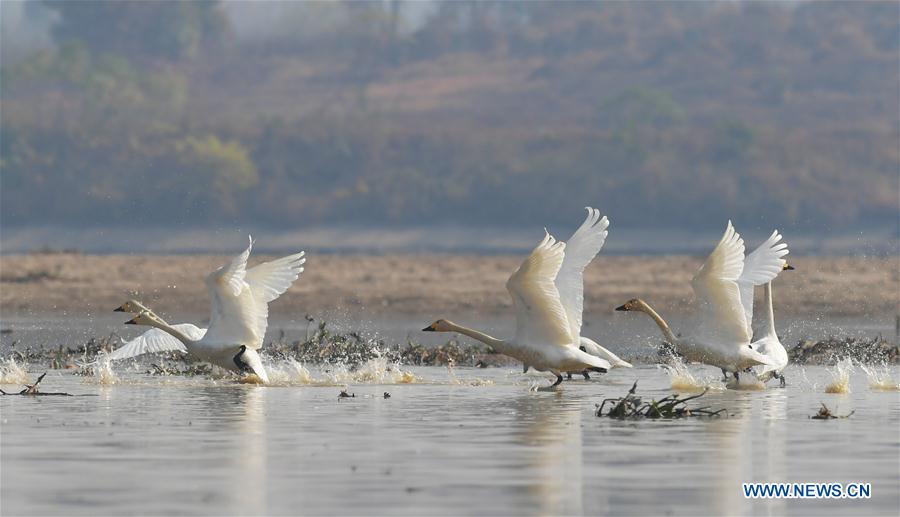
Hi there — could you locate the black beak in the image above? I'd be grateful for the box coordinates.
[615,304,628,311]
[784,264,795,270]
[422,326,435,332]
[114,306,125,312]
[124,318,137,325]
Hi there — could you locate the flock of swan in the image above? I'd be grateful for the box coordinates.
[109,208,792,390]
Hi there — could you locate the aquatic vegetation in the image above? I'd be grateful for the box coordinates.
[596,381,726,419]
[789,336,898,365]
[824,357,854,394]
[810,403,854,420]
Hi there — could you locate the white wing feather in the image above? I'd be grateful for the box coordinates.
[109,324,206,360]
[690,221,751,346]
[506,232,574,348]
[203,238,306,350]
[737,230,789,331]
[204,237,260,347]
[556,207,609,341]
[244,251,306,346]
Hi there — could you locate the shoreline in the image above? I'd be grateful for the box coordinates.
[1,253,897,320]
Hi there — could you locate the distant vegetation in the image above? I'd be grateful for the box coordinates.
[1,1,897,232]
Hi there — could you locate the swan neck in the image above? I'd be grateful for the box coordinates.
[446,322,506,351]
[146,314,195,345]
[639,302,677,343]
[760,282,777,337]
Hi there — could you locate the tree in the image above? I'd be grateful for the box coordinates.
[42,1,228,61]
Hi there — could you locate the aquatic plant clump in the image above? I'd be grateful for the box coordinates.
[789,336,898,365]
[595,381,727,419]
[265,321,495,368]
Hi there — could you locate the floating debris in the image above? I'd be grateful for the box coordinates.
[789,336,898,365]
[338,390,355,398]
[0,372,76,396]
[810,403,854,420]
[596,381,726,419]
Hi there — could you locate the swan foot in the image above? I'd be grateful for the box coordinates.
[775,372,786,388]
[536,373,564,392]
[582,370,591,381]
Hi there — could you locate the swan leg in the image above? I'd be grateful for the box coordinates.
[733,370,740,382]
[582,370,591,381]
[566,371,573,380]
[777,372,786,388]
[523,364,529,374]
[537,373,564,392]
[721,369,729,381]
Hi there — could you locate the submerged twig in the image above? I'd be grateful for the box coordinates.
[596,381,726,419]
[810,403,854,420]
[0,372,76,396]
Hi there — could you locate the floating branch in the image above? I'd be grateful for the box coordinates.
[596,381,726,419]
[810,403,854,420]
[0,372,75,397]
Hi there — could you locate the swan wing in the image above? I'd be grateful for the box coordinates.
[737,230,789,330]
[506,231,574,348]
[690,221,751,346]
[243,251,307,347]
[109,324,206,360]
[203,237,263,348]
[556,207,609,341]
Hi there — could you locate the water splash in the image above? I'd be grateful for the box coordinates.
[858,363,900,391]
[726,374,766,391]
[659,357,723,392]
[82,352,120,385]
[824,357,853,394]
[265,356,420,386]
[447,360,494,387]
[0,358,33,385]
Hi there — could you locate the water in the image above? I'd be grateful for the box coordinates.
[2,360,899,516]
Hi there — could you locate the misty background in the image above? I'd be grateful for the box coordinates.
[1,1,898,254]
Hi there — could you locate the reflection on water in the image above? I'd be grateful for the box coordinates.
[2,364,899,516]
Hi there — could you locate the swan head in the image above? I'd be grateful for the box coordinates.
[114,299,150,314]
[124,310,162,327]
[422,319,455,332]
[615,298,647,312]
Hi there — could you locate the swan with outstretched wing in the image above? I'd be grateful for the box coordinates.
[110,237,305,384]
[424,231,610,391]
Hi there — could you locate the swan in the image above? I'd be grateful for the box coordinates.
[522,208,632,379]
[424,231,611,391]
[110,237,306,384]
[615,221,776,378]
[752,263,793,386]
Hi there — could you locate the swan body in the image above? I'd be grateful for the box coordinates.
[579,337,633,368]
[523,208,632,376]
[753,281,790,384]
[616,221,779,375]
[424,229,611,390]
[110,237,305,384]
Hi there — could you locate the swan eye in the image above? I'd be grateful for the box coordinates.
[579,346,586,352]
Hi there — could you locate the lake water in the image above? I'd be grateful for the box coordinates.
[2,355,898,516]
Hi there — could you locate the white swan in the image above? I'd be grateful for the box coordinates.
[752,265,793,386]
[424,231,611,391]
[733,229,793,385]
[110,237,306,384]
[616,221,776,378]
[523,208,632,379]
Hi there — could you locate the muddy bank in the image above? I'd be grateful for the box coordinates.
[1,253,896,320]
